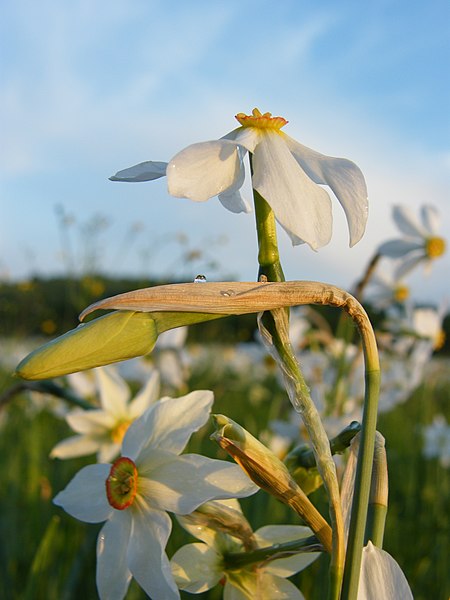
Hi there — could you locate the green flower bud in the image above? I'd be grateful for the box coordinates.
[16,311,157,380]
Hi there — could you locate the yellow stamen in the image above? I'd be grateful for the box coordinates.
[111,420,131,444]
[434,330,446,351]
[425,236,446,259]
[235,108,288,130]
[394,285,409,303]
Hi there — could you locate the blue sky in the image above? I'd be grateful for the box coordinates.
[1,0,449,303]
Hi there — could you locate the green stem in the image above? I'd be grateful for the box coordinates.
[253,188,285,282]
[223,536,322,570]
[251,179,344,600]
[365,504,387,548]
[341,366,381,599]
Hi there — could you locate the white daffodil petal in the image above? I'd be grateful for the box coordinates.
[122,391,214,459]
[219,189,252,213]
[171,543,222,592]
[358,542,413,600]
[285,135,368,247]
[96,366,130,416]
[421,205,441,235]
[147,455,257,514]
[258,575,305,600]
[167,140,242,202]
[66,409,116,435]
[97,442,122,464]
[129,370,160,418]
[377,239,423,258]
[392,205,426,239]
[255,525,319,577]
[253,132,333,250]
[109,161,168,182]
[127,508,179,600]
[226,572,304,600]
[53,464,112,523]
[394,253,424,279]
[340,435,360,542]
[225,127,261,153]
[50,435,100,459]
[96,513,133,600]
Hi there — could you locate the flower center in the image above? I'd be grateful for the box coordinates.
[394,284,409,302]
[111,420,132,444]
[106,456,138,510]
[425,236,446,259]
[235,108,288,130]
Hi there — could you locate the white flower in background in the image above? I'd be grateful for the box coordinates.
[110,108,368,250]
[153,326,190,390]
[51,366,161,462]
[53,391,257,600]
[362,269,410,309]
[171,499,319,599]
[411,306,446,350]
[378,205,446,277]
[422,415,450,468]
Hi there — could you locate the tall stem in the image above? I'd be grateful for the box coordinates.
[251,177,344,599]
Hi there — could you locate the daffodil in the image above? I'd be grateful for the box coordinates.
[378,205,446,277]
[53,390,257,600]
[110,108,368,250]
[171,499,319,599]
[50,366,161,462]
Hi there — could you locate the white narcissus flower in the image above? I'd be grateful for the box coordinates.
[51,366,161,462]
[422,414,450,468]
[110,108,368,250]
[378,205,446,277]
[362,269,410,309]
[171,499,319,599]
[53,391,257,600]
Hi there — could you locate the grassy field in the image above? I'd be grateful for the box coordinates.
[0,346,449,600]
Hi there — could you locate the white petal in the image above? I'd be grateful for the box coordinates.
[377,239,423,258]
[171,543,222,592]
[225,572,304,600]
[285,135,368,246]
[97,441,122,463]
[96,366,130,416]
[127,508,179,600]
[224,126,261,153]
[156,327,188,349]
[128,370,160,419]
[420,205,441,235]
[122,391,214,459]
[340,435,360,542]
[96,513,132,600]
[50,435,100,459]
[109,160,168,182]
[392,205,426,239]
[252,132,333,250]
[255,525,319,577]
[66,409,115,435]
[146,455,257,514]
[219,189,252,213]
[394,253,425,278]
[53,464,112,523]
[358,542,413,599]
[176,498,245,546]
[167,140,243,201]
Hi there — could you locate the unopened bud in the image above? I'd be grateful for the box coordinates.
[16,311,157,380]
